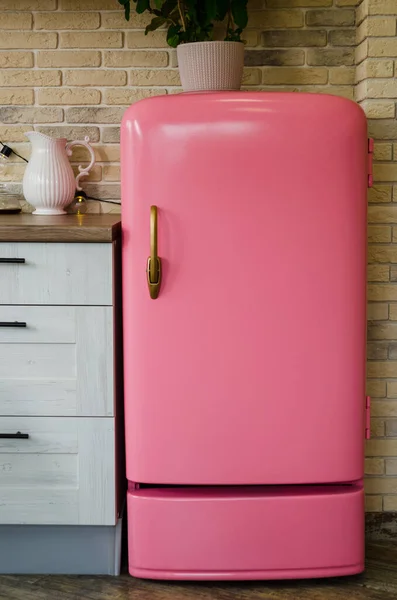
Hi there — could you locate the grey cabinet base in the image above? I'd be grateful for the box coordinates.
[0,519,123,575]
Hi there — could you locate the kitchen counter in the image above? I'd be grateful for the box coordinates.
[0,214,121,242]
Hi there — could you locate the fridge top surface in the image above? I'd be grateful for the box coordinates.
[122,90,365,129]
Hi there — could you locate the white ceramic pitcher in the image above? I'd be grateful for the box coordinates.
[23,132,96,215]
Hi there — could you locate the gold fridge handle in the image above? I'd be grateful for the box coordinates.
[146,205,161,299]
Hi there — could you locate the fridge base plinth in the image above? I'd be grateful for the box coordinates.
[127,484,364,581]
[130,564,364,581]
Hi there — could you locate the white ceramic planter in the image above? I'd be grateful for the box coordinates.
[177,41,244,92]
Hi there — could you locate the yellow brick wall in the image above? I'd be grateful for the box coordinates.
[2,0,397,515]
[356,0,397,514]
[0,0,357,210]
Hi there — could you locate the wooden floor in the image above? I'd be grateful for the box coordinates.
[0,542,395,600]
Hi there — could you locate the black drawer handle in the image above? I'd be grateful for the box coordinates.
[0,432,29,439]
[0,322,26,328]
[0,258,25,264]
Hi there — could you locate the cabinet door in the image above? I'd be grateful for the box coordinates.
[122,93,367,485]
[0,307,114,416]
[0,417,115,525]
[0,243,112,305]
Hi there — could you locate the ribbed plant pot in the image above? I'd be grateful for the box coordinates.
[177,41,245,92]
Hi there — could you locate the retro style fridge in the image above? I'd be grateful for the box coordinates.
[121,92,371,580]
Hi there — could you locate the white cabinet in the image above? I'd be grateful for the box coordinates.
[0,306,114,416]
[0,417,115,525]
[0,242,112,305]
[0,222,122,537]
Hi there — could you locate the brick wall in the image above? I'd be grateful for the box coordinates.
[356,0,397,514]
[0,0,356,211]
[2,0,397,514]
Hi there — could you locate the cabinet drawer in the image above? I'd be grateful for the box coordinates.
[0,242,112,305]
[0,306,114,417]
[0,417,116,526]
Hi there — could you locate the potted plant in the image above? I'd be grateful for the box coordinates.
[118,0,248,92]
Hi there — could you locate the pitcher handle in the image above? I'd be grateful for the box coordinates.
[65,136,96,191]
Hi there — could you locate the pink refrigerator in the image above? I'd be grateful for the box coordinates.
[121,92,371,580]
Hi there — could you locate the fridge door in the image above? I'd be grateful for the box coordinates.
[122,92,367,485]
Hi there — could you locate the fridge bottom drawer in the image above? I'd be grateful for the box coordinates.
[127,483,364,580]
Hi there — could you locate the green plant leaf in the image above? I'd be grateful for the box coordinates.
[203,0,217,22]
[136,0,150,14]
[120,0,236,43]
[185,0,197,22]
[160,0,177,17]
[216,0,229,20]
[145,16,166,33]
[225,26,243,41]
[120,1,129,17]
[167,23,181,47]
[231,0,248,29]
[118,0,131,19]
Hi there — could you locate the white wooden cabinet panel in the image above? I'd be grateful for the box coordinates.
[0,488,78,526]
[0,417,116,526]
[0,380,76,416]
[0,243,112,306]
[0,418,78,453]
[77,417,117,525]
[75,307,114,417]
[0,344,75,378]
[0,306,114,416]
[0,306,75,343]
[0,454,78,486]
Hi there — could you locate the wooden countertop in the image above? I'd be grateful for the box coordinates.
[0,214,121,242]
